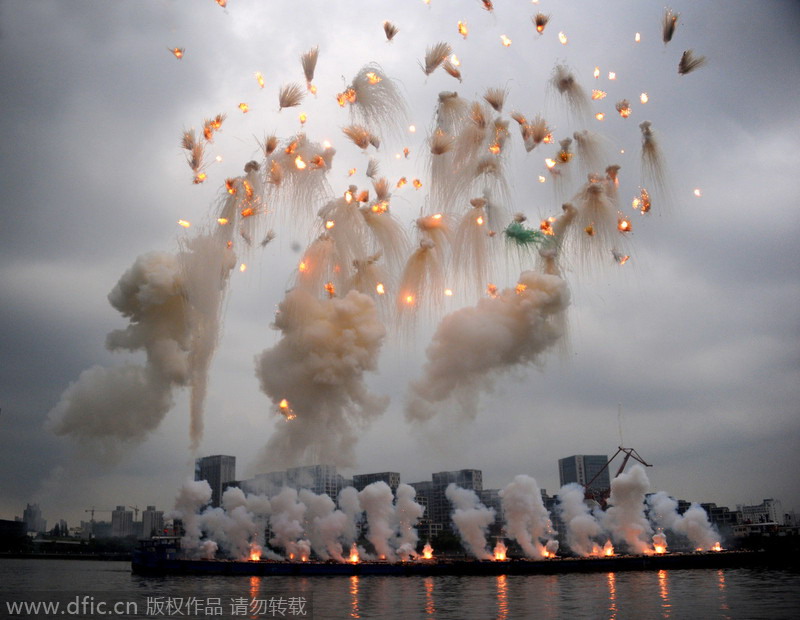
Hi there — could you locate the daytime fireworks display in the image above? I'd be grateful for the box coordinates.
[2,0,798,528]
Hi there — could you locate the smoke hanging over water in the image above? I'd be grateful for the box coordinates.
[500,474,557,559]
[556,483,604,557]
[406,270,569,422]
[602,464,654,554]
[446,483,495,560]
[254,287,388,470]
[46,251,191,457]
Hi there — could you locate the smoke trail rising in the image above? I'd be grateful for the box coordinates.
[406,270,569,422]
[446,483,495,560]
[556,482,604,556]
[601,464,653,554]
[254,287,388,470]
[359,481,397,561]
[500,474,557,559]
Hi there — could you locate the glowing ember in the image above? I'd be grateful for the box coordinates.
[540,218,554,235]
[488,143,501,154]
[515,283,527,294]
[325,220,335,230]
[545,158,557,169]
[612,250,630,265]
[299,112,307,125]
[366,72,382,84]
[493,541,508,561]
[295,155,307,170]
[193,172,207,184]
[344,191,353,203]
[633,188,651,214]
[487,283,498,298]
[538,176,546,183]
[476,216,484,225]
[500,35,512,47]
[225,179,236,194]
[585,225,595,236]
[308,84,317,95]
[608,71,617,80]
[240,207,254,218]
[542,549,555,559]
[422,543,434,560]
[238,102,249,113]
[603,541,615,556]
[376,283,385,295]
[403,147,410,158]
[558,31,568,45]
[635,32,641,42]
[618,217,632,233]
[278,399,296,420]
[640,92,649,104]
[298,261,308,273]
[543,133,554,144]
[239,264,247,273]
[694,188,702,197]
[396,177,407,188]
[616,100,632,118]
[450,54,460,66]
[413,179,423,189]
[444,289,453,297]
[177,220,191,228]
[712,542,722,552]
[404,294,415,305]
[255,72,265,88]
[324,282,336,298]
[371,201,389,214]
[217,218,229,225]
[595,113,605,121]
[458,21,468,38]
[169,47,184,60]
[593,66,600,79]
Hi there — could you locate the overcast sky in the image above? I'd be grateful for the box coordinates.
[1,0,798,527]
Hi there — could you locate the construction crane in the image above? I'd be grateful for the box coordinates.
[584,446,652,506]
[129,505,140,521]
[84,507,113,538]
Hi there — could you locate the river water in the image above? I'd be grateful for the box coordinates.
[0,559,798,619]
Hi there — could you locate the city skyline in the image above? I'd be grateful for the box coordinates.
[1,1,798,527]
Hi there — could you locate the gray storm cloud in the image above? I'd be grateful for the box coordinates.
[406,270,570,422]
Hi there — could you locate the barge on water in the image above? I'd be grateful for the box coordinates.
[132,538,765,577]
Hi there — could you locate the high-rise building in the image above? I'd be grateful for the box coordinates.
[22,504,46,534]
[111,506,134,538]
[240,464,350,499]
[429,469,483,528]
[353,472,401,493]
[141,505,164,538]
[195,455,237,508]
[558,455,610,496]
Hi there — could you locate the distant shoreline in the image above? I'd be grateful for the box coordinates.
[0,553,131,562]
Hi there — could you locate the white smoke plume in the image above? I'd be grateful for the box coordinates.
[500,474,557,559]
[601,464,653,554]
[647,491,720,550]
[170,478,214,559]
[337,486,363,547]
[446,483,495,560]
[254,287,389,470]
[394,483,425,559]
[556,483,604,557]
[46,251,191,457]
[299,488,350,561]
[406,270,570,422]
[359,481,397,561]
[268,487,311,560]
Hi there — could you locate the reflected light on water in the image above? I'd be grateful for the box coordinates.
[496,574,509,620]
[607,572,617,619]
[349,575,360,618]
[658,569,671,616]
[424,576,436,616]
[249,575,260,600]
[718,569,729,612]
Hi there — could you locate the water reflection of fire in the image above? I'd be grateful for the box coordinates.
[493,541,508,561]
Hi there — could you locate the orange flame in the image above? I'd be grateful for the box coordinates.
[349,543,360,563]
[640,92,649,104]
[476,216,485,225]
[422,543,434,560]
[558,31,568,45]
[654,544,667,554]
[493,541,507,561]
[324,282,336,298]
[458,21,468,38]
[487,283,498,298]
[217,218,229,225]
[177,220,191,228]
[193,172,207,184]
[255,72,265,89]
[295,156,307,170]
[376,283,385,295]
[397,177,407,188]
[545,158,557,169]
[170,47,184,60]
[592,89,607,100]
[618,217,632,233]
[347,168,356,177]
[515,283,527,294]
[225,178,237,195]
[593,66,600,79]
[603,541,615,556]
[712,542,722,552]
[412,179,423,189]
[238,102,249,113]
[595,113,605,121]
[240,207,254,218]
[365,72,382,84]
[299,112,307,125]
[500,34,512,47]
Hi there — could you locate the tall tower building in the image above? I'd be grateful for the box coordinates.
[195,455,237,508]
[111,506,134,538]
[558,455,610,495]
[141,505,164,538]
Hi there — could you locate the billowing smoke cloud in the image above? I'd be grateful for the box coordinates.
[445,483,495,560]
[268,487,311,560]
[254,287,389,470]
[406,270,569,422]
[394,483,425,560]
[556,482,604,557]
[601,464,653,554]
[47,223,236,456]
[648,491,720,550]
[359,481,397,561]
[298,488,350,561]
[46,251,190,457]
[169,478,216,559]
[500,474,557,559]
